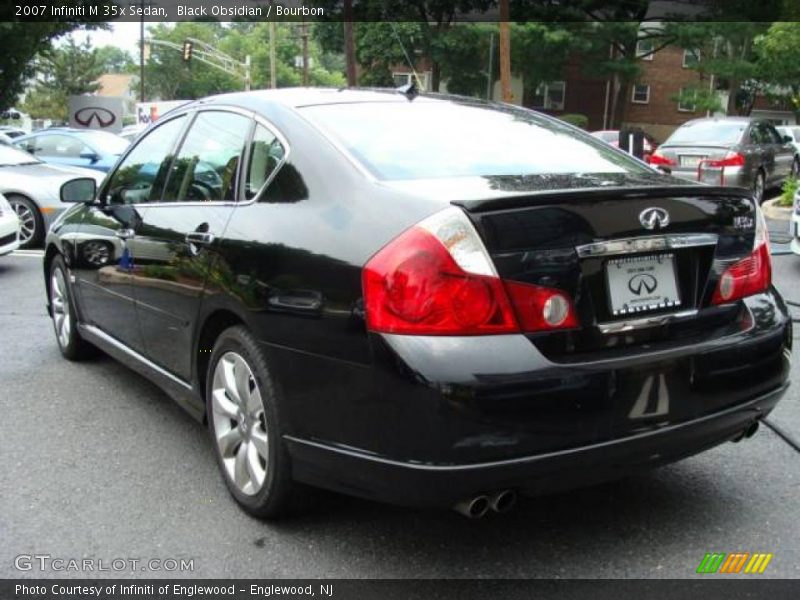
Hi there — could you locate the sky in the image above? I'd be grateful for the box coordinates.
[65,22,149,57]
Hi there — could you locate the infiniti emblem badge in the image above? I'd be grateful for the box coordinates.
[628,273,658,296]
[639,207,670,230]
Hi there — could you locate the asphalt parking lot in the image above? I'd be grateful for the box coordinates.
[0,246,798,579]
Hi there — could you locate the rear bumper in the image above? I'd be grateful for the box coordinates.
[285,382,788,508]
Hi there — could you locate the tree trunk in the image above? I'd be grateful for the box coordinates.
[430,61,441,92]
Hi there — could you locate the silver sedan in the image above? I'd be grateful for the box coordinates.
[0,144,106,248]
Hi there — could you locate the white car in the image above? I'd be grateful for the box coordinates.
[776,125,800,177]
[0,192,21,256]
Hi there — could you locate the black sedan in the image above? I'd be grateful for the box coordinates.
[44,89,791,519]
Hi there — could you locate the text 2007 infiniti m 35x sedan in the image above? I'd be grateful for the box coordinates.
[44,89,791,519]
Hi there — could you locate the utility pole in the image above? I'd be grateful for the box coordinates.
[343,0,357,87]
[301,19,309,86]
[499,0,512,103]
[139,0,145,102]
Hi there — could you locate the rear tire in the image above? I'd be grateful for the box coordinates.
[206,325,307,519]
[49,255,95,360]
[8,195,43,249]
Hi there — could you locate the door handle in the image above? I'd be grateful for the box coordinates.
[116,228,135,240]
[185,231,216,246]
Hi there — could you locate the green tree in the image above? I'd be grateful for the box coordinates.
[0,0,106,111]
[755,22,800,118]
[96,45,136,74]
[21,36,105,121]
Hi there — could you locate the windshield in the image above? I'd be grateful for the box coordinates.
[0,144,41,166]
[666,121,747,145]
[301,101,649,181]
[79,131,129,155]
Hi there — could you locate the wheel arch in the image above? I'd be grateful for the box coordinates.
[194,308,246,421]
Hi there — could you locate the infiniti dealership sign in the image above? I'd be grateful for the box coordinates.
[68,96,123,133]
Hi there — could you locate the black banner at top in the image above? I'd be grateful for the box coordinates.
[1,0,794,23]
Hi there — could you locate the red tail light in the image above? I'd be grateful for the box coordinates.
[705,152,745,168]
[647,152,675,166]
[711,206,772,305]
[363,208,579,335]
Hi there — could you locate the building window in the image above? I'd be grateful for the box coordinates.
[532,81,566,110]
[392,71,431,90]
[677,87,697,112]
[636,39,655,61]
[682,48,701,68]
[631,83,650,104]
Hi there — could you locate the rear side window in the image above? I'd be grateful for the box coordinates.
[245,124,285,200]
[301,102,647,181]
[104,116,186,205]
[162,111,252,203]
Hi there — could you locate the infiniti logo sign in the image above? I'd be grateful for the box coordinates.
[628,273,658,296]
[74,106,116,128]
[639,207,670,230]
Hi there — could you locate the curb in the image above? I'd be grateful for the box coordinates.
[762,197,793,221]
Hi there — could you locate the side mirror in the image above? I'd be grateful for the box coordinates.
[783,135,793,144]
[80,151,100,162]
[60,177,97,203]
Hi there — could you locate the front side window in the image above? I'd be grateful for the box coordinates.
[104,116,186,205]
[302,101,650,181]
[245,124,285,200]
[162,111,251,203]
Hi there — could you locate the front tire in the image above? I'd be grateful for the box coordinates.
[49,255,95,360]
[206,325,305,518]
[8,195,43,248]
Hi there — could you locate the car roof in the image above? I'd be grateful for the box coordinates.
[181,87,495,112]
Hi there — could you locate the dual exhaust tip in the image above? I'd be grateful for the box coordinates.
[733,420,760,443]
[453,489,517,519]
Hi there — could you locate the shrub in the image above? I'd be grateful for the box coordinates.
[559,114,589,130]
[779,177,798,207]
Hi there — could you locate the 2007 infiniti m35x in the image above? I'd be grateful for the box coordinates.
[45,89,791,519]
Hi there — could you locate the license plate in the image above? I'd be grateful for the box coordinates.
[679,155,705,168]
[606,254,681,317]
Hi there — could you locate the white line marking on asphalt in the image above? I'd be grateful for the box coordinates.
[9,250,45,257]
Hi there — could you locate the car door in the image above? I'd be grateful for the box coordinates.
[764,122,794,182]
[131,109,252,380]
[71,115,189,353]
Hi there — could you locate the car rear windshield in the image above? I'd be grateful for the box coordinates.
[0,144,41,166]
[301,101,649,180]
[666,121,747,145]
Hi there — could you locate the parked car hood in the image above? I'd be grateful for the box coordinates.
[0,162,106,184]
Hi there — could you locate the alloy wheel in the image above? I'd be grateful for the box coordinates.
[83,241,111,266]
[10,199,36,245]
[211,352,269,496]
[50,268,71,349]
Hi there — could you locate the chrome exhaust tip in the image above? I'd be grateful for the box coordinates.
[745,421,760,438]
[453,495,490,519]
[489,489,517,514]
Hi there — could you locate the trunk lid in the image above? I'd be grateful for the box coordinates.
[454,183,757,361]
